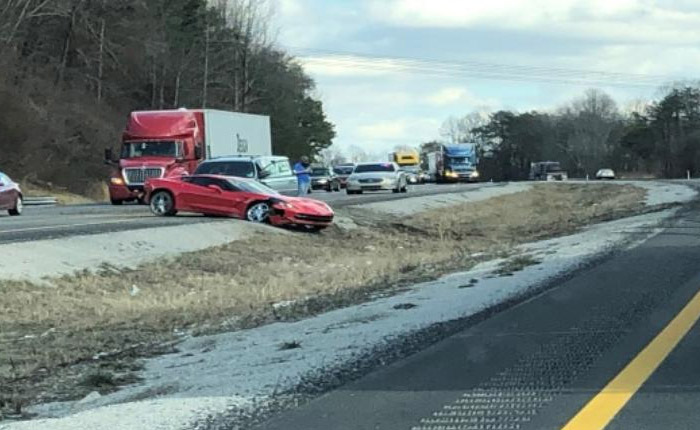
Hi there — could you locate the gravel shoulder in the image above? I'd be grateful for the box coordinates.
[0,181,696,430]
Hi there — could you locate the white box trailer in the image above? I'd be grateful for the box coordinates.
[202,110,272,158]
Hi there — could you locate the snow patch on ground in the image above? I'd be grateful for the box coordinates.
[634,181,697,206]
[2,208,680,430]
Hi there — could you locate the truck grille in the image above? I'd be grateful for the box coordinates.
[123,168,164,185]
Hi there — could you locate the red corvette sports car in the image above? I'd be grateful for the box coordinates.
[144,175,334,230]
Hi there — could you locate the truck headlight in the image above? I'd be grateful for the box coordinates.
[470,171,480,178]
[446,171,458,178]
[110,177,125,185]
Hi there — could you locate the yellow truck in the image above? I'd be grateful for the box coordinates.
[388,150,422,184]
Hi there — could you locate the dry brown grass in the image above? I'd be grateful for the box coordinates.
[19,181,106,205]
[0,183,649,415]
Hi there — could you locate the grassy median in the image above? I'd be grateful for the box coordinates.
[0,184,649,417]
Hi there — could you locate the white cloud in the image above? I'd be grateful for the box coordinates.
[426,87,499,107]
[427,87,467,106]
[356,118,442,141]
[367,0,700,45]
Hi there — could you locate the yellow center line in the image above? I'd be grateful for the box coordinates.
[562,288,700,430]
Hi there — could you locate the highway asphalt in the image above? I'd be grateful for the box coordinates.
[255,203,700,430]
[0,183,491,244]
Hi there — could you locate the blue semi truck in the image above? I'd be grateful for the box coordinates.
[424,143,479,183]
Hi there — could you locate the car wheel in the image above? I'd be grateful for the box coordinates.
[8,195,22,216]
[150,191,177,216]
[110,199,123,206]
[401,182,408,193]
[326,184,333,192]
[246,201,270,223]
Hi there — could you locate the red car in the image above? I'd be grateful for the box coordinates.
[0,172,23,216]
[144,174,334,230]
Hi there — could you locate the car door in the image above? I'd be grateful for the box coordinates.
[208,178,243,216]
[179,177,228,214]
[274,159,298,195]
[215,179,250,218]
[259,159,297,195]
[0,173,13,210]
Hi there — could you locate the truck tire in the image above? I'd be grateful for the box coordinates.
[8,195,22,216]
[149,191,177,216]
[110,199,123,206]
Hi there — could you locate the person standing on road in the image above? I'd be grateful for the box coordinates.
[294,156,312,196]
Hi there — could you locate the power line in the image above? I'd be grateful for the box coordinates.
[284,46,690,89]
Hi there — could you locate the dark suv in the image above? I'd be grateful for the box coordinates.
[310,166,341,192]
[332,164,355,189]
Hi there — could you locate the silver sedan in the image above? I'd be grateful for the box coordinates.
[346,162,408,194]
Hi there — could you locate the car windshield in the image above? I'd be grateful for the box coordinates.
[311,168,330,176]
[226,178,278,195]
[121,141,178,158]
[354,163,395,173]
[195,161,255,178]
[446,156,472,166]
[333,166,354,175]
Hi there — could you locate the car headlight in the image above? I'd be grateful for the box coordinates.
[446,171,458,178]
[270,198,296,210]
[110,177,125,185]
[316,178,328,184]
[470,170,480,178]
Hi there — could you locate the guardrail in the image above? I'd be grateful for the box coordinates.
[24,196,58,206]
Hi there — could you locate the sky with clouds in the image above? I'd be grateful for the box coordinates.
[271,0,700,155]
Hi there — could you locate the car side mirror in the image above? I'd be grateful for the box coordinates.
[207,184,222,193]
[194,146,203,159]
[258,170,270,179]
[104,148,116,165]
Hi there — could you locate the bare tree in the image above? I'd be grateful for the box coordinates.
[223,0,273,111]
[347,144,370,163]
[558,89,621,174]
[439,110,490,143]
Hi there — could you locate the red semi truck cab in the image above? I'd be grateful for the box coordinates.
[107,110,205,205]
